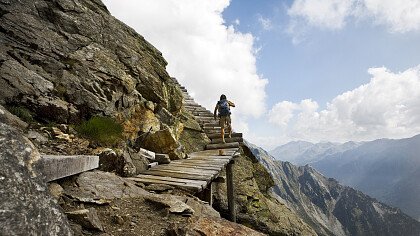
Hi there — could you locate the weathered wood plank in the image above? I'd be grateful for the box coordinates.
[142,170,213,181]
[189,155,233,160]
[130,174,207,186]
[188,148,239,157]
[205,142,240,150]
[39,155,99,182]
[207,133,242,139]
[179,159,230,165]
[211,137,243,144]
[172,160,228,166]
[150,166,219,175]
[167,163,223,171]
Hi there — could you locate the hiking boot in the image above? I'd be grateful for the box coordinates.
[222,138,226,144]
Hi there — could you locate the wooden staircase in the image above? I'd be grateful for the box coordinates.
[129,78,241,222]
[173,78,244,150]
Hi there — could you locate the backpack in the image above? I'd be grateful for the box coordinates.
[218,99,230,116]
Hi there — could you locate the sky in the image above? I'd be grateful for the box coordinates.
[103,0,420,150]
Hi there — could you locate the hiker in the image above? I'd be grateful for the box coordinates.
[213,94,235,143]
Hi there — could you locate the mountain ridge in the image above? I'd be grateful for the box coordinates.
[270,134,420,221]
[249,141,420,235]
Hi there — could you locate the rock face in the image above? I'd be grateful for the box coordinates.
[0,122,72,235]
[0,0,192,156]
[248,142,420,236]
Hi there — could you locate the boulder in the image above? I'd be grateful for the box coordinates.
[155,153,171,164]
[63,170,149,201]
[66,208,104,231]
[145,194,195,216]
[96,148,137,177]
[0,122,72,235]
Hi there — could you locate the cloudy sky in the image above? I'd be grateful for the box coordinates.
[103,0,420,150]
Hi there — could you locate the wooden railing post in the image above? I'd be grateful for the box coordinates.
[226,160,236,222]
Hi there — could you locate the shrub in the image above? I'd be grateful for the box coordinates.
[6,105,34,123]
[76,116,123,146]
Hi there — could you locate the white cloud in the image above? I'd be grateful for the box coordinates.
[268,65,420,142]
[288,0,420,37]
[362,0,420,33]
[102,0,267,124]
[258,15,273,30]
[288,0,354,30]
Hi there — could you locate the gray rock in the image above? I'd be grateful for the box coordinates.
[48,182,64,200]
[129,148,149,174]
[145,194,195,216]
[66,208,104,231]
[144,184,174,193]
[97,148,137,177]
[0,123,72,235]
[155,153,171,164]
[63,170,148,201]
[0,104,28,130]
[27,130,49,144]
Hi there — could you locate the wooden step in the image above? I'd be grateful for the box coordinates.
[183,103,201,107]
[184,105,206,109]
[205,142,240,150]
[211,137,243,144]
[207,133,242,139]
[204,127,221,131]
[193,112,213,117]
[195,113,214,118]
[203,122,220,127]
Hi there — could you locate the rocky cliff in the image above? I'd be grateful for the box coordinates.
[0,0,317,235]
[248,142,420,236]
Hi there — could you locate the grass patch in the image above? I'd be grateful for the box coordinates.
[76,116,123,146]
[6,105,34,123]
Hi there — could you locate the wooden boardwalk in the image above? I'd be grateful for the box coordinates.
[128,148,239,193]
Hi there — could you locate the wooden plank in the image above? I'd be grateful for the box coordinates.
[207,133,242,139]
[211,137,243,144]
[189,155,233,159]
[206,142,240,150]
[188,149,239,157]
[130,174,207,186]
[150,166,219,175]
[179,159,230,165]
[142,170,214,181]
[172,160,228,166]
[167,163,223,171]
[38,155,99,182]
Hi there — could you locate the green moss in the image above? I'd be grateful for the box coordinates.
[76,116,122,146]
[6,105,34,123]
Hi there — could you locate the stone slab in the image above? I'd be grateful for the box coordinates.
[39,155,99,182]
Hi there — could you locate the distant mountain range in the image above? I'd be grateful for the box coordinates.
[246,142,420,235]
[269,135,420,221]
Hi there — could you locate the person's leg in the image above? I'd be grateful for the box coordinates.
[227,116,232,138]
[219,116,226,143]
